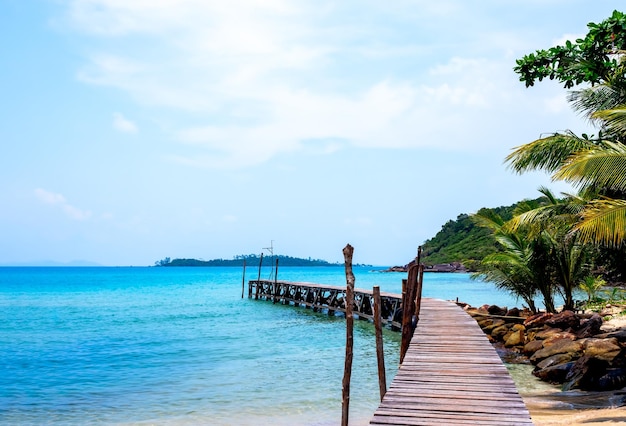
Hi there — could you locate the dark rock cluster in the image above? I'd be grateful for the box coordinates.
[466,305,626,391]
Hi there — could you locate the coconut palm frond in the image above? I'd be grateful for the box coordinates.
[505,132,597,174]
[575,198,626,247]
[554,142,626,192]
[471,209,505,231]
[592,107,626,135]
[568,85,626,121]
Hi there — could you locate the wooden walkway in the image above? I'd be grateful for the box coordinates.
[370,298,534,425]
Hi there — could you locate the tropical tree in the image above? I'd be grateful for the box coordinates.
[510,11,626,251]
[472,209,552,313]
[514,10,626,89]
[504,188,591,311]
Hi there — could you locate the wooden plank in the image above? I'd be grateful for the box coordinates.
[370,298,534,425]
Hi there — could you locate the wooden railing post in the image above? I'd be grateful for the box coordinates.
[373,285,387,400]
[341,244,355,426]
[241,259,246,299]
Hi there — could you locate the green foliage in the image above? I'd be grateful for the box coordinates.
[580,275,606,302]
[154,254,339,267]
[420,199,543,268]
[514,10,626,88]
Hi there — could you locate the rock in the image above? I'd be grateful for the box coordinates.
[530,338,584,364]
[597,329,626,342]
[545,310,580,330]
[487,305,507,316]
[505,329,525,347]
[523,339,544,356]
[481,319,506,333]
[562,356,603,391]
[575,314,603,338]
[533,361,576,384]
[506,307,521,317]
[562,356,626,391]
[542,331,578,346]
[491,324,513,340]
[536,353,576,370]
[524,312,553,329]
[583,338,623,363]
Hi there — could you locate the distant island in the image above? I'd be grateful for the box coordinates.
[154,254,370,267]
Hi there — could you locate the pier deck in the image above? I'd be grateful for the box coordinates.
[371,298,533,425]
[248,280,533,425]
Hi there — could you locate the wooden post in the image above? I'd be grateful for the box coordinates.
[273,258,279,304]
[414,246,424,321]
[341,244,355,426]
[255,253,264,300]
[373,285,387,401]
[241,259,246,298]
[400,263,417,363]
[415,264,424,321]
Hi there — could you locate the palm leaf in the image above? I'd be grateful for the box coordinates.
[554,142,626,192]
[505,132,597,174]
[575,198,626,247]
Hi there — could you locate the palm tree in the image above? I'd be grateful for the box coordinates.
[472,209,551,313]
[503,187,591,311]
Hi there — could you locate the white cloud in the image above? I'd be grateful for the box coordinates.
[65,0,585,168]
[34,188,92,221]
[113,112,138,133]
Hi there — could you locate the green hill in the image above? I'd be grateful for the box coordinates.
[420,199,541,270]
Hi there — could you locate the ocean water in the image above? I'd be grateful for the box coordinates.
[0,266,529,425]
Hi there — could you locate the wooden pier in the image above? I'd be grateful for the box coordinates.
[370,298,533,425]
[248,280,533,425]
[248,279,403,329]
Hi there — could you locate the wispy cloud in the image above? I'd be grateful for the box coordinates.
[113,112,138,133]
[34,188,92,220]
[64,0,583,169]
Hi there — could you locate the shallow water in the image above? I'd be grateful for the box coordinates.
[0,266,553,424]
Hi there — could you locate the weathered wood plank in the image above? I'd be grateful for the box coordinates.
[370,298,533,425]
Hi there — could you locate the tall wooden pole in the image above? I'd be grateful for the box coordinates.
[341,244,355,426]
[373,285,387,400]
[241,259,246,298]
[273,258,279,304]
[255,253,264,300]
[414,246,424,321]
[400,263,417,364]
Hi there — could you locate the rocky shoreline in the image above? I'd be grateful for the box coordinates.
[462,303,626,393]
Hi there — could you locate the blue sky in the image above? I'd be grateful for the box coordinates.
[0,1,620,266]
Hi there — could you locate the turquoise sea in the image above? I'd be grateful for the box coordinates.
[1,266,532,425]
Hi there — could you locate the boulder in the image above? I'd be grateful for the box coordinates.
[524,312,553,329]
[481,319,506,333]
[536,353,576,370]
[506,307,521,317]
[583,338,623,363]
[575,314,603,338]
[545,310,580,330]
[597,329,626,342]
[542,332,578,346]
[530,338,584,364]
[491,324,513,340]
[504,329,525,347]
[533,361,576,384]
[562,356,626,391]
[487,305,507,316]
[523,339,544,356]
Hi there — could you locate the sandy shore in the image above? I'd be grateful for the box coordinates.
[526,400,626,425]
